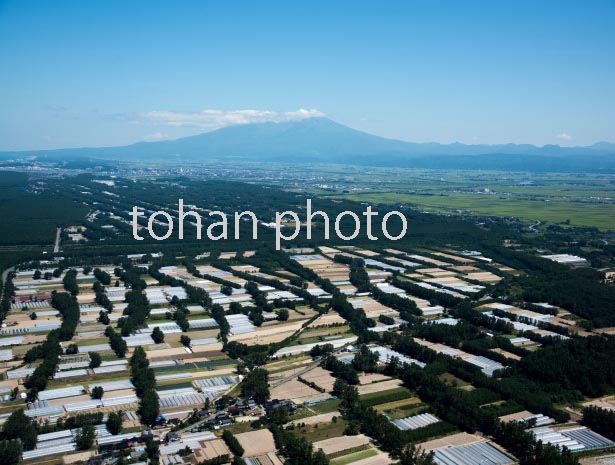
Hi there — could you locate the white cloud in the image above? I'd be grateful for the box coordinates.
[130,108,325,130]
[142,132,169,141]
[556,132,572,141]
[44,105,67,112]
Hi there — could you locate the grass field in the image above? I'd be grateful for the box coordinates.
[331,448,380,465]
[309,399,342,414]
[360,387,415,407]
[296,418,348,442]
[330,191,615,229]
[374,396,425,419]
[273,165,615,230]
[292,399,341,421]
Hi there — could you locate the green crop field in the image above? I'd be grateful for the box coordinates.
[277,165,615,230]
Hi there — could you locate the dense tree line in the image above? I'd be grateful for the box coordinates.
[371,287,422,318]
[62,269,79,295]
[240,368,270,404]
[351,344,380,373]
[483,245,615,328]
[92,280,113,311]
[105,326,128,357]
[225,312,321,367]
[222,430,244,456]
[198,455,231,465]
[310,343,334,357]
[332,378,435,463]
[385,360,578,465]
[130,347,160,425]
[387,330,569,422]
[518,335,615,398]
[211,303,230,341]
[333,255,372,293]
[0,272,15,324]
[1,409,38,451]
[51,291,80,341]
[24,292,80,397]
[55,412,104,431]
[0,440,22,465]
[270,425,329,465]
[118,288,151,336]
[391,277,463,308]
[581,406,615,441]
[452,302,515,335]
[93,267,112,285]
[323,355,359,385]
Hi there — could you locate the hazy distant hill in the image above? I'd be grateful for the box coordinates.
[2,117,615,172]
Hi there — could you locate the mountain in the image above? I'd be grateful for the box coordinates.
[2,118,615,172]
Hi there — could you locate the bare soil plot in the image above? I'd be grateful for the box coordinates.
[145,347,189,360]
[417,432,484,452]
[228,321,304,344]
[235,429,277,457]
[270,378,329,404]
[314,434,372,455]
[499,410,534,422]
[289,411,339,427]
[346,247,380,257]
[309,312,347,327]
[415,268,457,277]
[449,266,479,272]
[430,251,475,263]
[491,348,522,361]
[193,438,231,462]
[408,254,451,267]
[357,379,402,395]
[583,396,615,412]
[300,366,337,392]
[269,365,316,382]
[347,297,397,318]
[465,271,502,283]
[373,396,423,412]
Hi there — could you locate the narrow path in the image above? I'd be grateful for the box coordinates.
[53,227,62,253]
[269,362,319,389]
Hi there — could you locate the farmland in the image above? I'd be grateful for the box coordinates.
[0,173,614,465]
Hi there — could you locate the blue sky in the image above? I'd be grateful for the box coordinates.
[0,0,613,150]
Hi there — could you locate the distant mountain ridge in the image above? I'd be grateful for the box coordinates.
[2,118,615,172]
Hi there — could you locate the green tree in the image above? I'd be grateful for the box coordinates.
[240,368,270,404]
[221,285,233,296]
[146,439,159,461]
[89,351,102,368]
[0,440,22,465]
[151,326,165,344]
[277,308,289,321]
[222,430,244,456]
[139,389,160,425]
[397,445,436,465]
[106,411,123,435]
[91,386,104,399]
[75,424,96,450]
[2,409,38,450]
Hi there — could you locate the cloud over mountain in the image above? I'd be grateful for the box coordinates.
[129,108,325,131]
